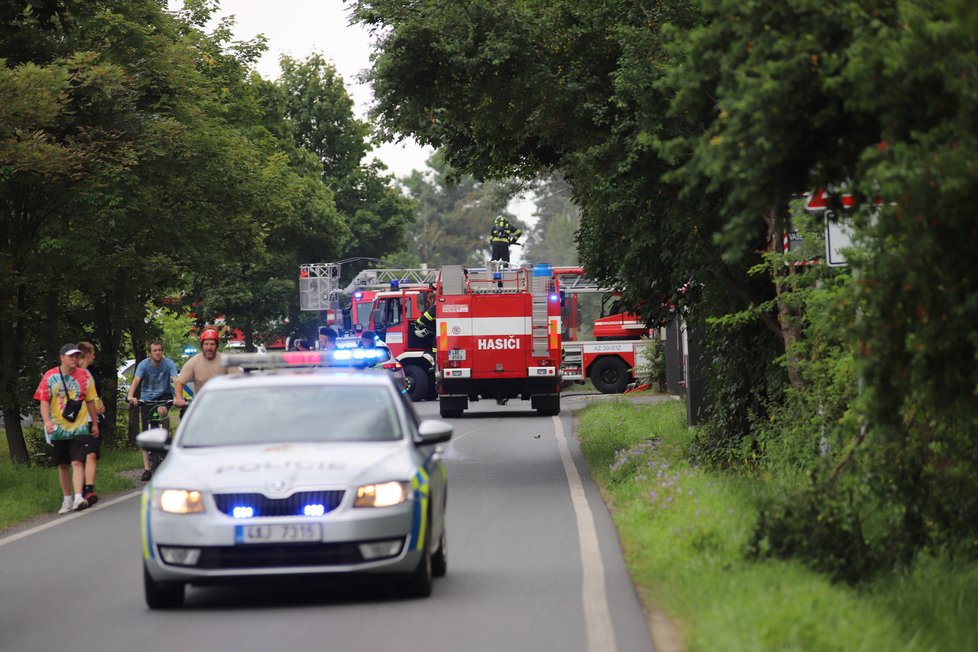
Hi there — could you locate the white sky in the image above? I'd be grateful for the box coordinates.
[205,0,433,179]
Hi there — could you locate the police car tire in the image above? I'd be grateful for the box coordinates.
[144,564,185,609]
[404,365,429,402]
[404,517,434,597]
[432,526,447,578]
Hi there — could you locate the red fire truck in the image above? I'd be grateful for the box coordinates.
[552,268,652,394]
[434,263,562,417]
[301,262,649,399]
[368,282,437,401]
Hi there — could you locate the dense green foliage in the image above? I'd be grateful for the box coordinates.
[352,0,978,580]
[579,399,978,652]
[0,0,414,461]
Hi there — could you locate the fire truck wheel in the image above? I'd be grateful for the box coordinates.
[404,365,430,402]
[439,404,463,419]
[590,357,629,394]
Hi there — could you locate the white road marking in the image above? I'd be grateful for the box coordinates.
[553,415,617,652]
[0,490,141,548]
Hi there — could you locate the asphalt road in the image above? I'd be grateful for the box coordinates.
[0,395,656,652]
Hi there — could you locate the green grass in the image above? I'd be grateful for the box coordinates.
[0,432,142,531]
[578,399,977,652]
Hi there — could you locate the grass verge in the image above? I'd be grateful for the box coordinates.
[578,398,978,652]
[0,433,142,531]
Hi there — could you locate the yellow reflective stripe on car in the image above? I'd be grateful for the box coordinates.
[140,487,152,560]
[410,469,430,550]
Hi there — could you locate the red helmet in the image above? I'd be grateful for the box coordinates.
[200,328,220,343]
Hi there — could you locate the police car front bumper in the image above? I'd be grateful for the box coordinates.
[142,489,424,583]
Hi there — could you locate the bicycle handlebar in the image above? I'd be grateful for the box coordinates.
[137,399,174,406]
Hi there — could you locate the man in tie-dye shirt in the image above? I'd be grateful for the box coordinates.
[34,343,99,514]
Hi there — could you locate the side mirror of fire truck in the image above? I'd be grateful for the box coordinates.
[341,307,352,334]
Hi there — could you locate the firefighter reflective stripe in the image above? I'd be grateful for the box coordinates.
[491,216,520,242]
[410,468,430,550]
[141,487,153,560]
[549,317,560,350]
[438,321,448,351]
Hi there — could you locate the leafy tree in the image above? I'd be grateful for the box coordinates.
[0,0,350,460]
[276,54,414,266]
[354,0,978,577]
[351,0,778,453]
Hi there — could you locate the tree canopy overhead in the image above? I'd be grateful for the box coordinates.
[0,0,414,462]
[352,0,978,578]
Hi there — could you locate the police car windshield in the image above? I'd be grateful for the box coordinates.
[179,385,402,447]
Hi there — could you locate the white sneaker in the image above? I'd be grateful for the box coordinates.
[72,496,89,512]
[58,501,73,515]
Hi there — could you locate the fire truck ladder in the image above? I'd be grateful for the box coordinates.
[552,274,613,295]
[529,266,553,357]
[341,268,439,294]
[299,263,341,311]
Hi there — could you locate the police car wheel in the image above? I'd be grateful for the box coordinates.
[144,564,184,609]
[432,527,447,578]
[404,517,434,597]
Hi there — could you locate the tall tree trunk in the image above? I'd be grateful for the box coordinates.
[245,322,255,352]
[764,208,804,390]
[93,293,119,445]
[0,276,29,464]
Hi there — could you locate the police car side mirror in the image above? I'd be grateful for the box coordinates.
[136,427,170,451]
[416,419,453,445]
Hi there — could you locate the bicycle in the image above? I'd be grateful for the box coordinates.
[138,399,174,473]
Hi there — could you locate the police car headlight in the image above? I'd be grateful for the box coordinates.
[157,489,205,514]
[354,481,410,508]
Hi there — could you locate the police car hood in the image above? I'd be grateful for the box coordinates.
[158,441,414,492]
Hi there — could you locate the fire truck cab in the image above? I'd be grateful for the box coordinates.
[367,284,438,401]
[435,263,562,418]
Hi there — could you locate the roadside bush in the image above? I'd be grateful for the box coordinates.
[633,336,665,391]
[23,425,51,466]
[691,313,784,469]
[750,481,883,584]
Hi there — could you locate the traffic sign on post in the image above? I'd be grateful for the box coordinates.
[804,188,859,268]
[824,209,855,267]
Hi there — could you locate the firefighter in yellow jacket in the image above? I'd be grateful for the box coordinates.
[489,215,522,263]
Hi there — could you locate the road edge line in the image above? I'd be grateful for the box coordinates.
[553,414,617,652]
[0,489,142,548]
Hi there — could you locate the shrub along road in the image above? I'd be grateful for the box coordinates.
[578,395,978,652]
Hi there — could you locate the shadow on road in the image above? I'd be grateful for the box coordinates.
[181,575,417,610]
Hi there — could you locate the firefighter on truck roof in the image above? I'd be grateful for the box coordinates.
[489,215,521,263]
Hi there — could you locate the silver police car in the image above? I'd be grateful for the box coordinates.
[137,357,451,608]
